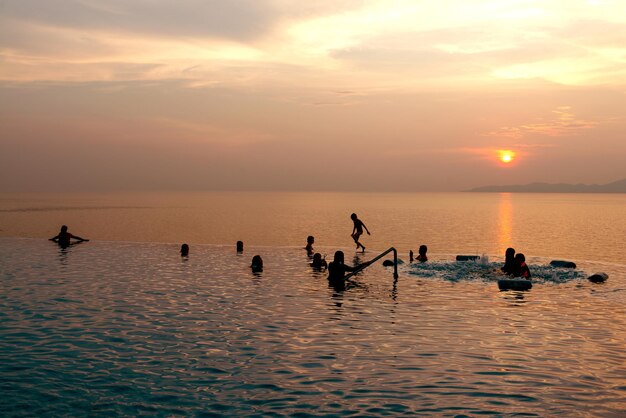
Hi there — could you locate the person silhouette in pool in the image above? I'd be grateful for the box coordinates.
[513,253,531,279]
[327,250,371,289]
[501,247,515,275]
[350,213,370,252]
[251,255,264,273]
[305,236,315,256]
[410,245,428,263]
[49,225,89,248]
[310,253,327,270]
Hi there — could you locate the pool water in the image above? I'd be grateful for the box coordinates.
[1,238,626,416]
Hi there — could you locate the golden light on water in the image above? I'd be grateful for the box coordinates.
[497,192,513,252]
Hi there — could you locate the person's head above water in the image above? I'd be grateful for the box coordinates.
[311,253,327,268]
[418,245,427,256]
[236,241,244,252]
[180,243,189,256]
[50,225,88,244]
[307,236,314,244]
[251,255,263,270]
[333,250,345,264]
[515,253,525,263]
[501,247,517,275]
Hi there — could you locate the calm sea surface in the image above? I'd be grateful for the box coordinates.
[1,192,625,416]
[1,192,624,261]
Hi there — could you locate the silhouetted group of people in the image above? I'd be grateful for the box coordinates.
[50,220,531,286]
[315,214,376,287]
[180,240,264,272]
[304,236,327,269]
[501,247,531,279]
[302,213,376,287]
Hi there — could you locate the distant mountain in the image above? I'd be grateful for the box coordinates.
[466,178,626,193]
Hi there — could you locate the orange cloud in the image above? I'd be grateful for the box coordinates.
[484,106,599,140]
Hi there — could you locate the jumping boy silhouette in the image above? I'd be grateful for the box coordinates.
[350,213,370,252]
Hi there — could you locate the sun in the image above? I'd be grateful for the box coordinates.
[498,150,516,164]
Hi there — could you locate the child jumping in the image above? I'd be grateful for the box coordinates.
[350,213,370,252]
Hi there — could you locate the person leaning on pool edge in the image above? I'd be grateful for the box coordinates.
[327,250,371,286]
[49,225,89,248]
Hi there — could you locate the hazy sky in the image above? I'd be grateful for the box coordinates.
[1,0,625,192]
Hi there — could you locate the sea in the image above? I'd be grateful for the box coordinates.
[1,192,625,416]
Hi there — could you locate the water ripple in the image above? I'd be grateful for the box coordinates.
[1,238,625,416]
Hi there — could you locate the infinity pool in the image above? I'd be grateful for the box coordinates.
[1,238,625,416]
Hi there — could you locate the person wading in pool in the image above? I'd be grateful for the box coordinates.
[327,250,371,290]
[501,247,516,275]
[49,225,89,248]
[251,255,264,273]
[513,253,531,279]
[305,235,315,256]
[410,245,428,263]
[350,213,370,253]
[310,253,327,270]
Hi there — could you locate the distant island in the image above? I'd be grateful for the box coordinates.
[466,178,626,193]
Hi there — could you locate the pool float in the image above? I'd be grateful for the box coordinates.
[550,260,577,268]
[456,255,480,261]
[587,272,608,283]
[383,259,404,266]
[498,278,532,291]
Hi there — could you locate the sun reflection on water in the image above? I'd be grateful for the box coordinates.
[497,192,513,254]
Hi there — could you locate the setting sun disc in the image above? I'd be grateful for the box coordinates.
[498,150,516,164]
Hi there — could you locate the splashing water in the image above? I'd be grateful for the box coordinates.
[404,257,587,284]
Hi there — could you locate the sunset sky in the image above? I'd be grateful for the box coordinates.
[1,0,625,192]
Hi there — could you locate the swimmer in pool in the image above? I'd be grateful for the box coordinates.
[251,255,263,273]
[513,253,531,279]
[310,253,327,270]
[305,236,315,256]
[49,225,89,248]
[410,245,428,263]
[327,250,371,285]
[501,247,515,275]
[350,213,370,252]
